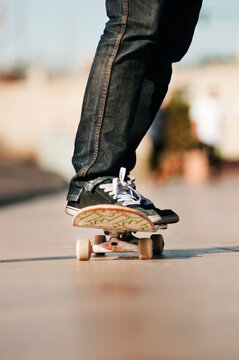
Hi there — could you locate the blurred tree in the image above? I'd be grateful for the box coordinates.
[149,90,197,181]
[163,90,196,154]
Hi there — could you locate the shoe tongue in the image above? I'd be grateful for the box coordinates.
[101,168,128,186]
[101,176,116,184]
[119,167,127,184]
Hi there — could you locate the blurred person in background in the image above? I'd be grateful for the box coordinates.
[66,0,203,225]
[190,89,226,176]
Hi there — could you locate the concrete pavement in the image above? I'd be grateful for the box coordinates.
[0,177,239,360]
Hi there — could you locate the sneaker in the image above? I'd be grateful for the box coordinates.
[66,168,179,225]
[127,177,179,225]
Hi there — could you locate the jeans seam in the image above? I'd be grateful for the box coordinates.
[80,0,128,178]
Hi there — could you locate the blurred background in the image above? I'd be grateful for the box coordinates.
[1,3,239,360]
[0,0,239,204]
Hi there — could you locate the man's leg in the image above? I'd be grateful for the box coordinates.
[71,0,202,184]
[72,0,167,182]
[67,0,202,222]
[127,0,203,153]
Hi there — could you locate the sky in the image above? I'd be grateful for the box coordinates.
[0,0,239,72]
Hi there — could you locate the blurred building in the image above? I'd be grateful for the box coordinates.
[0,61,239,180]
[0,66,87,179]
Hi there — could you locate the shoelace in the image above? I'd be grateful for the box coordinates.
[127,176,153,206]
[99,167,142,206]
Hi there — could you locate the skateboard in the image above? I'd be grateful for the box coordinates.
[73,204,167,261]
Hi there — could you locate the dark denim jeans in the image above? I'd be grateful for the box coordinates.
[68,0,202,200]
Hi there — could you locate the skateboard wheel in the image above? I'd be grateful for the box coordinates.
[76,239,91,261]
[151,234,164,255]
[93,235,106,245]
[138,238,153,260]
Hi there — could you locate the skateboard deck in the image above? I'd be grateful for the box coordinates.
[73,204,156,232]
[73,205,166,261]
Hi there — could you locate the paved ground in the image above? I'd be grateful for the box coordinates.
[0,177,239,360]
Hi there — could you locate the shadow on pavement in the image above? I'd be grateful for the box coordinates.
[158,246,239,260]
[0,256,75,263]
[1,246,238,263]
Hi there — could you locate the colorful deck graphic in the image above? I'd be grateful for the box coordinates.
[73,205,155,232]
